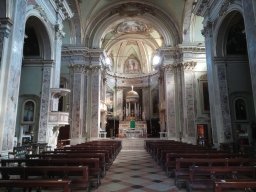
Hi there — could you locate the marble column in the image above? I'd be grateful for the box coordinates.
[164,65,176,139]
[243,0,256,117]
[142,88,150,120]
[182,62,197,143]
[38,61,54,143]
[52,30,64,88]
[215,60,233,143]
[90,66,101,138]
[0,0,27,155]
[116,89,123,120]
[69,65,86,144]
[202,22,232,145]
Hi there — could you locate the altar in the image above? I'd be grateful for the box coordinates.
[119,121,147,138]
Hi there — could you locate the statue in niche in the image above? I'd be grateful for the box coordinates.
[124,58,141,74]
[235,98,247,120]
[23,100,35,123]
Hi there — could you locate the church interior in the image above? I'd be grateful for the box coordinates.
[1,0,256,191]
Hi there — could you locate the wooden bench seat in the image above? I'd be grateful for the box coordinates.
[55,148,113,165]
[165,153,238,177]
[214,179,256,192]
[174,158,255,188]
[58,147,114,163]
[0,179,71,192]
[1,158,101,187]
[187,166,256,192]
[27,152,107,177]
[0,165,89,190]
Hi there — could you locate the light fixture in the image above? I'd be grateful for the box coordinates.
[153,55,161,65]
[105,57,111,65]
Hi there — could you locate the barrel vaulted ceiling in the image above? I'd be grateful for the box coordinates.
[65,0,203,74]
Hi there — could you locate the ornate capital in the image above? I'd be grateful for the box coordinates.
[55,24,65,39]
[182,61,197,71]
[69,64,87,73]
[201,21,212,37]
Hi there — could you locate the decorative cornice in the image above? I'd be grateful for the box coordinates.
[50,0,74,20]
[0,18,13,40]
[219,0,234,17]
[22,59,54,67]
[106,70,158,80]
[178,43,205,53]
[158,47,183,64]
[193,0,209,16]
[182,61,197,70]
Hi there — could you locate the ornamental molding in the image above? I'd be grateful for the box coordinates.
[106,70,158,79]
[50,0,73,20]
[0,18,13,40]
[158,47,183,64]
[201,21,213,37]
[193,0,209,16]
[219,0,234,17]
[178,44,205,53]
[182,61,197,70]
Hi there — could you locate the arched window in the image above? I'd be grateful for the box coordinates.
[22,100,36,123]
[235,98,247,121]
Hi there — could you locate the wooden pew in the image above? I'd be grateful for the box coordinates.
[0,166,89,190]
[0,179,71,192]
[1,158,101,187]
[165,153,238,177]
[187,166,256,192]
[175,157,255,188]
[27,152,107,177]
[214,179,256,192]
[58,147,114,163]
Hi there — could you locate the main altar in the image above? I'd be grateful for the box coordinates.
[119,120,147,138]
[118,86,147,138]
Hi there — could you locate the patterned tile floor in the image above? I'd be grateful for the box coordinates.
[93,149,186,192]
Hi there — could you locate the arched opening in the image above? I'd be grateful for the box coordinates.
[217,11,255,151]
[15,16,52,146]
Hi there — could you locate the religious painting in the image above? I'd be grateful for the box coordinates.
[116,21,149,34]
[124,58,141,74]
[22,100,36,123]
[199,78,210,113]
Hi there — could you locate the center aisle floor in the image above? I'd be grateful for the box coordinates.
[93,149,185,192]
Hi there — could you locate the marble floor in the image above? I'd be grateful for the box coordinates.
[93,139,186,192]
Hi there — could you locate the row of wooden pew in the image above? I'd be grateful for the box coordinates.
[145,140,256,192]
[0,139,122,191]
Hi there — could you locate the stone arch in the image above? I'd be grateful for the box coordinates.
[85,1,181,48]
[214,4,244,57]
[24,14,53,60]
